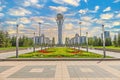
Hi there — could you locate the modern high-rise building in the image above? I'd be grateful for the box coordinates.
[56,13,64,46]
[104,31,110,38]
[101,31,110,39]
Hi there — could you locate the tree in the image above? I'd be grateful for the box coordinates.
[98,38,102,46]
[93,38,99,46]
[105,38,112,46]
[65,37,69,47]
[118,33,120,46]
[52,37,55,47]
[0,31,11,47]
[88,37,93,46]
[113,35,118,47]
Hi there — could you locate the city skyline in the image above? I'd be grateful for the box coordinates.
[0,0,120,42]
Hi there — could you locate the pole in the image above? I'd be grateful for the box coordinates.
[86,32,88,52]
[16,24,19,58]
[33,32,35,52]
[79,22,82,50]
[38,22,42,50]
[102,24,106,58]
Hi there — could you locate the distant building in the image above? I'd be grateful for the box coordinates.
[35,34,51,45]
[104,31,110,38]
[101,31,110,39]
[69,34,86,45]
[74,34,79,44]
[80,36,86,44]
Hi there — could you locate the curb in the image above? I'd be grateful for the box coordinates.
[0,58,120,61]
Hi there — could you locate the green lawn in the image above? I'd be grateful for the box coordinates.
[0,47,29,50]
[92,46,120,50]
[12,47,111,58]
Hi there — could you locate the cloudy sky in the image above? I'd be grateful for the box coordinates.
[0,0,120,42]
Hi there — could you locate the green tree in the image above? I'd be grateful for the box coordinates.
[105,38,112,46]
[118,33,120,46]
[65,37,69,47]
[113,35,118,47]
[88,37,93,46]
[0,31,11,47]
[98,38,102,46]
[52,37,55,47]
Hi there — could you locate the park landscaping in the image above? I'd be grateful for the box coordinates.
[93,46,120,50]
[12,47,111,58]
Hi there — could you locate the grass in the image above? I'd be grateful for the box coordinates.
[11,47,112,58]
[0,47,29,51]
[92,46,120,50]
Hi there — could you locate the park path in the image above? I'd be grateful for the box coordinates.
[0,48,42,59]
[76,47,120,58]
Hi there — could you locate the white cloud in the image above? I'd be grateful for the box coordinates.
[79,9,88,14]
[95,6,100,12]
[64,23,74,30]
[79,6,100,14]
[0,13,4,17]
[0,5,6,11]
[84,0,88,3]
[23,0,44,8]
[20,17,31,24]
[113,0,120,3]
[116,13,120,18]
[8,7,32,16]
[31,16,44,23]
[0,7,3,11]
[100,13,114,20]
[23,0,38,7]
[81,16,93,21]
[52,0,80,6]
[49,6,68,13]
[8,28,16,35]
[103,7,111,12]
[113,21,120,26]
[6,21,17,25]
[89,6,100,13]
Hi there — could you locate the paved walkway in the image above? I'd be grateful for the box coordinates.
[0,48,41,59]
[74,47,120,58]
[0,61,120,80]
[79,48,120,58]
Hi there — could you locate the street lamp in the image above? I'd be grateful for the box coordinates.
[79,22,82,50]
[86,32,88,52]
[38,22,41,43]
[16,24,19,58]
[33,32,36,52]
[102,24,106,58]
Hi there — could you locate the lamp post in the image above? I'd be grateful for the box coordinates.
[38,22,42,50]
[79,22,82,50]
[102,24,106,58]
[33,32,35,52]
[38,22,41,43]
[16,24,19,58]
[86,32,88,52]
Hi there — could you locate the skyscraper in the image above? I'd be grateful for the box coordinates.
[101,31,110,39]
[104,31,110,38]
[56,13,64,46]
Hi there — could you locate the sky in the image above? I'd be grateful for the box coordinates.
[0,0,120,42]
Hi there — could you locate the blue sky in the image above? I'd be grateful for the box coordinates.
[0,0,120,41]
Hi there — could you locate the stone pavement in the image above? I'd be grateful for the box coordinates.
[0,61,119,80]
[76,47,120,58]
[0,48,42,59]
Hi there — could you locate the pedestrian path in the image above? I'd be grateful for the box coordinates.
[0,48,41,59]
[0,61,119,80]
[79,48,120,58]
